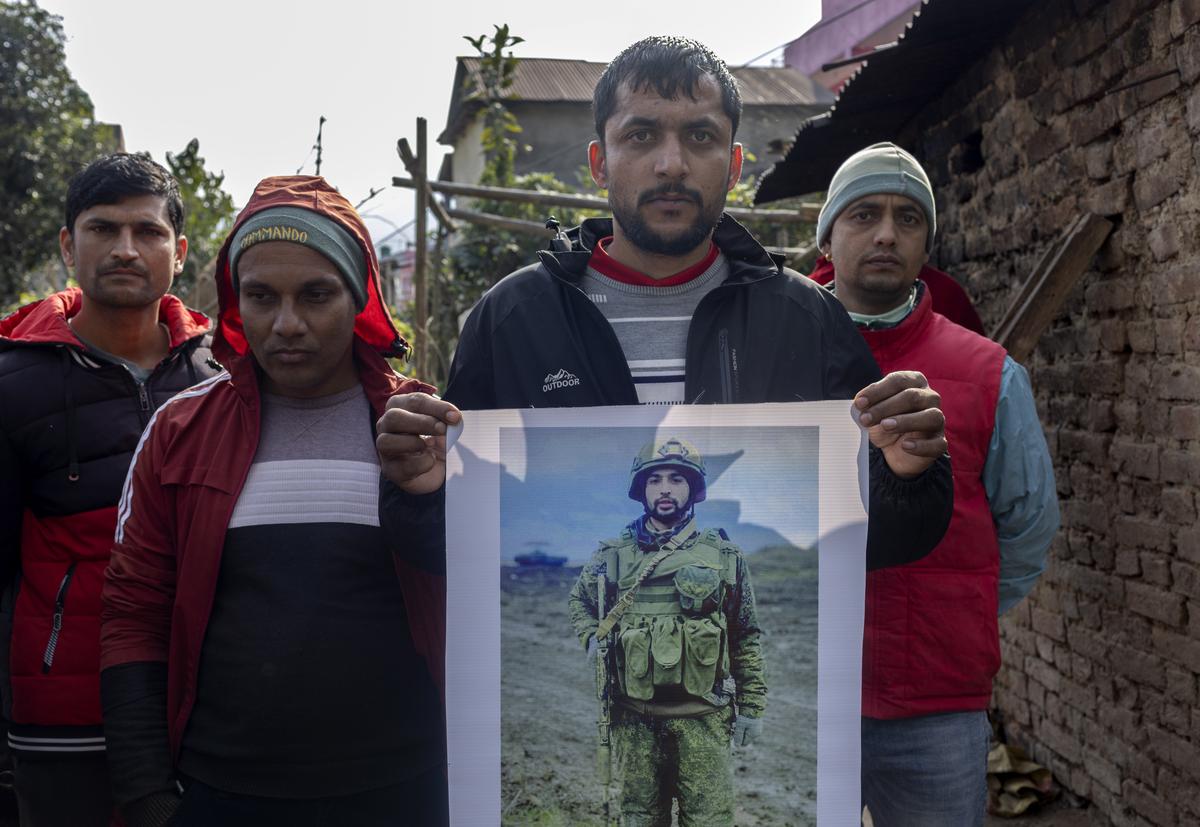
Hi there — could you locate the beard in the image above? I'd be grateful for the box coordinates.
[645,496,689,527]
[610,182,725,256]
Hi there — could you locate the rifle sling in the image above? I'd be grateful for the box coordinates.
[595,523,696,641]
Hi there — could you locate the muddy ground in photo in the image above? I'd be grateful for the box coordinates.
[500,544,819,826]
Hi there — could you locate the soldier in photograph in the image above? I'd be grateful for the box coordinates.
[568,437,765,826]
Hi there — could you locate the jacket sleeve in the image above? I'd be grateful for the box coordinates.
[727,553,766,717]
[817,287,954,570]
[99,417,179,811]
[100,663,178,824]
[567,550,608,649]
[983,358,1059,613]
[380,482,447,694]
[442,300,495,410]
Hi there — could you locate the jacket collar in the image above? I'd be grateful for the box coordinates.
[0,287,210,351]
[537,214,784,287]
[856,280,934,356]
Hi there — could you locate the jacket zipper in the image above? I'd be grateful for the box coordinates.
[718,329,734,403]
[41,562,77,673]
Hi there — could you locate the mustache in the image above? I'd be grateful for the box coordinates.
[98,262,149,277]
[637,182,703,207]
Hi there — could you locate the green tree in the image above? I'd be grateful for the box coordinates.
[0,1,108,305]
[419,27,605,386]
[165,138,235,296]
[463,24,523,188]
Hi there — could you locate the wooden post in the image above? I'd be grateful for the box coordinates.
[992,213,1114,363]
[413,118,429,379]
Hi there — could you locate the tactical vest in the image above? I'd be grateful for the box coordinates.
[602,527,739,704]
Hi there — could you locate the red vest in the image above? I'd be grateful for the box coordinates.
[858,287,1006,717]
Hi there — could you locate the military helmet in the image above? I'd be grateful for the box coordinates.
[628,437,707,504]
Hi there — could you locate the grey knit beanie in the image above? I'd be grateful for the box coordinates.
[816,142,936,253]
[229,206,369,309]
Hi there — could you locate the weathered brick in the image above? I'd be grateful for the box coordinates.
[1109,439,1159,479]
[1065,499,1112,534]
[1139,552,1172,586]
[1039,719,1083,763]
[1177,526,1200,565]
[1171,560,1200,600]
[1122,779,1176,824]
[1148,221,1182,261]
[1134,119,1176,169]
[1114,517,1173,553]
[1180,26,1200,85]
[1056,16,1110,66]
[1161,488,1196,525]
[1165,665,1198,705]
[1127,320,1156,352]
[1153,260,1200,304]
[1133,162,1184,210]
[1126,579,1185,624]
[1031,607,1067,642]
[1152,625,1200,673]
[1115,547,1142,576]
[1171,400,1200,434]
[1082,172,1129,215]
[1146,722,1200,775]
[1112,644,1167,688]
[1157,318,1185,354]
[1091,750,1125,795]
[1035,632,1057,663]
[1079,359,1125,395]
[1026,654,1063,691]
[1061,560,1126,603]
[1161,449,1200,484]
[1153,361,1200,401]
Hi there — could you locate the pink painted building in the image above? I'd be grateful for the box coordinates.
[783,0,920,93]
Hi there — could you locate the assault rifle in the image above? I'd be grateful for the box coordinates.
[595,573,617,826]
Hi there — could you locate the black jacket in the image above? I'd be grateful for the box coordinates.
[0,288,215,757]
[444,215,952,569]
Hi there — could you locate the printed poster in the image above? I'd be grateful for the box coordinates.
[445,402,868,825]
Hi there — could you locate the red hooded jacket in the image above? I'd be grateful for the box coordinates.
[99,177,443,761]
[0,288,212,753]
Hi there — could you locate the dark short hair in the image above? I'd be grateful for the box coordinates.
[593,36,742,143]
[64,153,185,236]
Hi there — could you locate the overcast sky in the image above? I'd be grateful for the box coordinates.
[499,425,819,562]
[39,0,823,247]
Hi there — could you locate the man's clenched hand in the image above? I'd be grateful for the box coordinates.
[854,371,947,479]
[375,393,461,494]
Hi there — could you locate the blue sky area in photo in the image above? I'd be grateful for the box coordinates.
[500,426,819,563]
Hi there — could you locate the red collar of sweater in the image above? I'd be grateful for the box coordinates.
[588,236,719,287]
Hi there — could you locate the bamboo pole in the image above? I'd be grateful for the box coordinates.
[444,207,551,236]
[392,176,820,223]
[396,140,457,231]
[413,118,429,379]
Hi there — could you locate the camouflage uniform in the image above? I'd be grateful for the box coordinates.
[568,439,766,827]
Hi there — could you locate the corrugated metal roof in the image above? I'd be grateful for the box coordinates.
[754,0,1040,203]
[440,57,833,145]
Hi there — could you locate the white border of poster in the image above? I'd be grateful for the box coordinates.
[445,401,868,825]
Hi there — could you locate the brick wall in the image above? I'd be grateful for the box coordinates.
[895,0,1200,822]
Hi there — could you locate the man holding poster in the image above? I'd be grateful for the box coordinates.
[376,35,956,827]
[380,36,952,575]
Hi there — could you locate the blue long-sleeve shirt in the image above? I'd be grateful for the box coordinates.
[983,357,1059,613]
